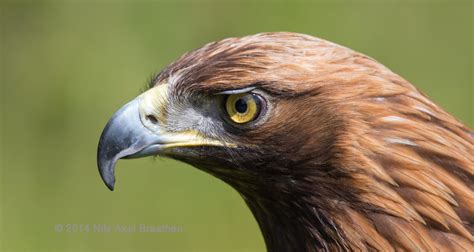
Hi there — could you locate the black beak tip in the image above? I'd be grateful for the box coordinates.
[98,166,116,191]
[98,161,117,191]
[97,148,117,191]
[105,181,115,191]
[97,121,120,191]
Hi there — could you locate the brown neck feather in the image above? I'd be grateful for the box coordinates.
[242,188,351,251]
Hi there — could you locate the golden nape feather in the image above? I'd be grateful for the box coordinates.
[333,81,474,250]
[98,32,473,251]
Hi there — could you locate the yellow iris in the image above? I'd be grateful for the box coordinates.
[225,93,258,124]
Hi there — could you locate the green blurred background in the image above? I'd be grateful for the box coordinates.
[1,0,472,251]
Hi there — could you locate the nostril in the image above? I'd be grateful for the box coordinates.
[146,115,158,124]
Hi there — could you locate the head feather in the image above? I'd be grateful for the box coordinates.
[153,32,473,251]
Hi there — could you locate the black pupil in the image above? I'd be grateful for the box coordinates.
[235,98,248,113]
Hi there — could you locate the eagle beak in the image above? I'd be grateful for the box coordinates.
[97,85,225,191]
[97,96,160,191]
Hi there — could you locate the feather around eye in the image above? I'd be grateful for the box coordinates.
[217,86,256,95]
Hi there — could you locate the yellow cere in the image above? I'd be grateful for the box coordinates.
[225,93,258,124]
[139,84,169,127]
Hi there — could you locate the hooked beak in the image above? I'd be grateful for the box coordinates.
[97,85,224,191]
[97,97,155,191]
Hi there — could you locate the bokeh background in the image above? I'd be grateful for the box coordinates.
[1,0,472,251]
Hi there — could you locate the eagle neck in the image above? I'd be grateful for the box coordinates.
[242,191,351,252]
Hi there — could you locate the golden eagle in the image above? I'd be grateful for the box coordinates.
[97,32,473,251]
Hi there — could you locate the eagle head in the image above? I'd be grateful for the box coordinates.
[98,32,473,251]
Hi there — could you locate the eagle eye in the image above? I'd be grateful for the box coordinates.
[224,93,263,124]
